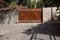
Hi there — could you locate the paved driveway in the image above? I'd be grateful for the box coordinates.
[0,23,60,40]
[0,23,40,40]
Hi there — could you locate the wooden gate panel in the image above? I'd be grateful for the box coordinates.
[18,8,42,23]
[18,11,31,23]
[30,11,41,20]
[30,11,42,23]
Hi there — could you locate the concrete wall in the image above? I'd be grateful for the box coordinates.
[52,7,57,18]
[43,7,51,22]
[43,7,57,23]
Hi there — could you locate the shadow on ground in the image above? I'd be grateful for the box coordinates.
[0,8,17,24]
[23,21,60,40]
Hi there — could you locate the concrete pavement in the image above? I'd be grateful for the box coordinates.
[0,23,60,40]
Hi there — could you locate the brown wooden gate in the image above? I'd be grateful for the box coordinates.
[18,8,42,23]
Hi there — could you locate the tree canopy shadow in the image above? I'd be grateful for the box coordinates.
[0,8,17,24]
[0,9,10,24]
[22,21,60,40]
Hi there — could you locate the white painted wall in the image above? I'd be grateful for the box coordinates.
[43,7,51,22]
[52,7,57,18]
[43,7,57,23]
